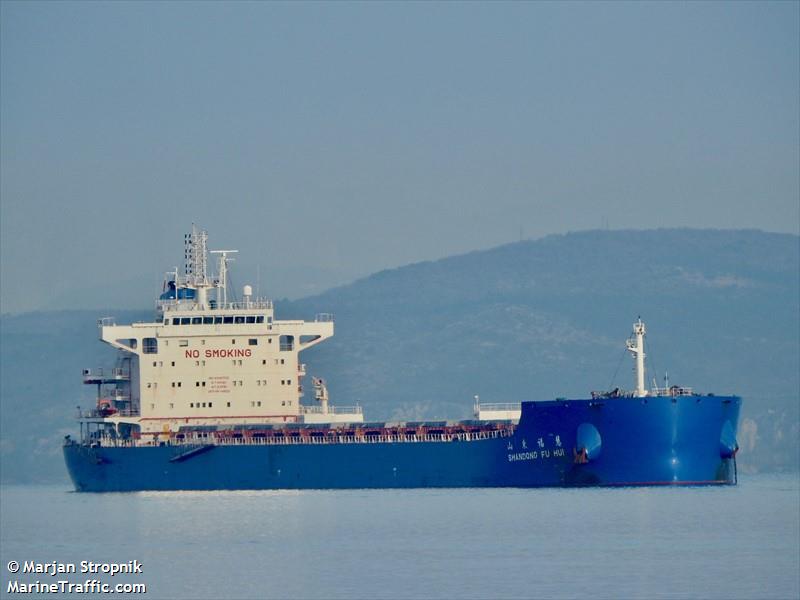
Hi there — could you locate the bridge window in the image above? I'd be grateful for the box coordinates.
[192,317,202,325]
[246,316,256,324]
[256,316,264,323]
[214,316,223,324]
[172,318,180,325]
[223,316,234,324]
[181,318,190,325]
[279,335,294,351]
[235,316,245,324]
[249,338,258,346]
[203,316,213,325]
[143,338,158,354]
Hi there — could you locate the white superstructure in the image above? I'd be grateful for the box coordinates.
[83,225,362,437]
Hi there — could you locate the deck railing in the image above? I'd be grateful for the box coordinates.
[475,403,521,412]
[299,405,363,415]
[78,408,139,419]
[156,299,274,312]
[651,386,694,397]
[82,368,130,381]
[89,427,515,448]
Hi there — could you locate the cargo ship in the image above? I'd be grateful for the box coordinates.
[64,226,741,491]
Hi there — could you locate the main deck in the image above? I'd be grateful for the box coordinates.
[75,421,517,448]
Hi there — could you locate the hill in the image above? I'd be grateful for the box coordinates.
[1,228,797,483]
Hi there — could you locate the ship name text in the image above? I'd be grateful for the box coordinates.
[507,435,567,462]
[507,448,567,462]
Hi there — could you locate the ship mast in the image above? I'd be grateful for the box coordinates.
[185,224,210,308]
[625,317,648,397]
[210,250,237,308]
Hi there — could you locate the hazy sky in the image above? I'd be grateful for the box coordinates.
[1,1,798,313]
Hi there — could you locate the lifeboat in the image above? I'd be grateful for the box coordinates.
[96,399,117,417]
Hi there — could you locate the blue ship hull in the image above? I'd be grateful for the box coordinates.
[64,395,741,492]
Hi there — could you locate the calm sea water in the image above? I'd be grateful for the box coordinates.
[1,474,798,600]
